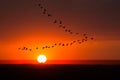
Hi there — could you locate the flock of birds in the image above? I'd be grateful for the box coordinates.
[18,0,94,52]
[37,3,80,35]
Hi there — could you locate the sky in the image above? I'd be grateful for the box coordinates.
[0,0,120,61]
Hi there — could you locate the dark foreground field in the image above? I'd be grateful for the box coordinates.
[0,64,120,79]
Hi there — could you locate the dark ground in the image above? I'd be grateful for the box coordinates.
[0,64,120,79]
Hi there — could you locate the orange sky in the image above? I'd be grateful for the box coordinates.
[0,0,120,61]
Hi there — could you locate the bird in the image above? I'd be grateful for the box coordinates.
[43,11,46,14]
[65,29,68,32]
[85,36,88,39]
[91,37,94,40]
[66,43,69,46]
[85,39,87,41]
[62,44,65,46]
[78,42,81,44]
[62,26,66,29]
[42,47,45,50]
[48,14,52,17]
[48,46,50,48]
[68,30,71,32]
[82,39,85,42]
[73,41,76,43]
[60,21,62,24]
[54,20,57,23]
[40,6,43,9]
[18,48,21,50]
[36,47,38,49]
[38,3,41,7]
[51,46,54,48]
[70,32,73,34]
[45,46,48,48]
[77,40,80,42]
[26,48,28,50]
[29,49,32,51]
[59,43,61,45]
[76,33,79,35]
[83,34,87,36]
[22,47,26,50]
[54,44,57,46]
[44,9,47,12]
[70,43,73,45]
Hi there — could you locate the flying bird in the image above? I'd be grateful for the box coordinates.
[83,34,87,36]
[60,21,62,24]
[54,20,57,23]
[70,43,73,45]
[65,29,68,32]
[46,46,48,48]
[29,49,32,51]
[59,43,61,45]
[78,42,81,44]
[82,39,85,42]
[76,33,79,35]
[91,37,94,40]
[43,11,46,14]
[66,43,69,46]
[26,48,28,50]
[38,4,41,6]
[48,14,51,16]
[62,44,65,46]
[51,46,54,48]
[44,9,47,12]
[62,26,66,29]
[42,47,45,50]
[36,47,38,49]
[40,6,43,9]
[70,32,73,34]
[18,48,21,50]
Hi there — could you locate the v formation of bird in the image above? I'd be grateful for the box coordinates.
[18,0,94,51]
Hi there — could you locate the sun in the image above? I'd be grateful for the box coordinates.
[37,55,47,63]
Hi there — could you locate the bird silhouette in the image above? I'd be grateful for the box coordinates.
[76,33,79,35]
[38,4,41,6]
[70,42,73,45]
[36,47,38,49]
[62,44,65,46]
[43,11,46,14]
[44,9,47,12]
[54,44,57,46]
[60,21,62,24]
[59,43,61,45]
[91,37,94,40]
[78,42,81,44]
[51,46,54,48]
[18,48,21,50]
[18,1,95,52]
[65,29,68,32]
[26,48,28,50]
[54,20,57,23]
[66,43,69,46]
[42,47,45,50]
[40,6,43,9]
[62,26,66,29]
[82,39,85,42]
[48,14,52,17]
[29,49,32,51]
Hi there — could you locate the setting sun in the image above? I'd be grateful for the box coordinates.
[37,55,47,63]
